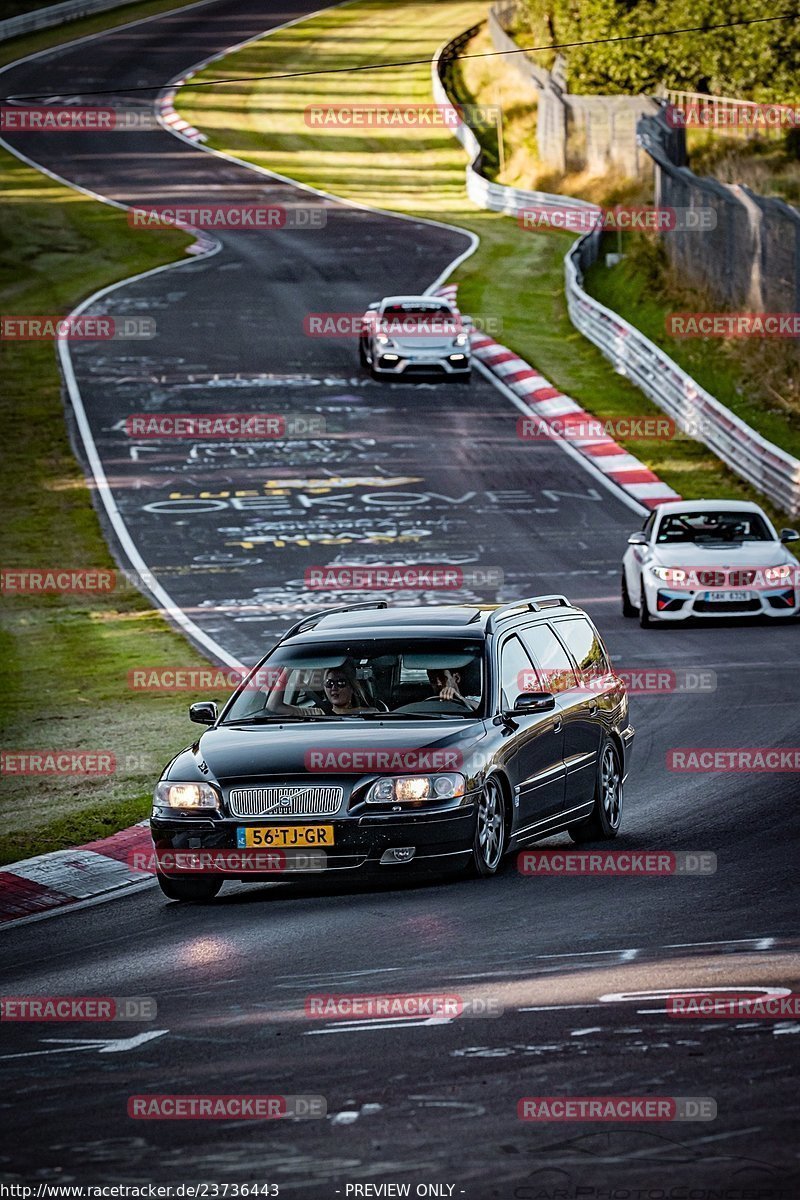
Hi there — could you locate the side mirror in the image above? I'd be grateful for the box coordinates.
[366,301,380,310]
[627,531,648,545]
[460,315,474,329]
[779,528,799,543]
[513,691,556,714]
[189,701,218,725]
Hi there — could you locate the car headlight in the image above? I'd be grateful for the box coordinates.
[376,334,395,348]
[154,781,220,809]
[365,773,465,804]
[453,333,469,347]
[764,564,792,585]
[650,566,688,585]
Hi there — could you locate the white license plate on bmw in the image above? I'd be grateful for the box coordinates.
[701,590,752,602]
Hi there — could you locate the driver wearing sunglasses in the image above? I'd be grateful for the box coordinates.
[265,661,378,716]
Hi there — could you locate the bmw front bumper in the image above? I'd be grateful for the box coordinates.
[643,576,798,619]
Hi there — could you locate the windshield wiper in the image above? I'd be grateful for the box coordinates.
[220,714,331,725]
[353,710,477,720]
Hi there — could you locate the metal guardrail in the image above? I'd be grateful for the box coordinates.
[0,0,135,42]
[663,89,789,140]
[432,29,800,517]
[565,232,800,516]
[432,31,597,219]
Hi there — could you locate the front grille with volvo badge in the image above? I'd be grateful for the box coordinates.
[228,785,343,818]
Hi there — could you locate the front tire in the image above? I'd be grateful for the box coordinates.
[622,571,636,617]
[568,741,623,843]
[156,871,222,903]
[470,777,506,876]
[639,582,655,628]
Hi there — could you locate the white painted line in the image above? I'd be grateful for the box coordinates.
[154,1,481,290]
[518,1003,605,1013]
[57,251,247,668]
[1,0,478,671]
[0,0,648,682]
[307,1016,453,1034]
[473,360,648,517]
[535,948,642,960]
[600,986,791,1003]
[664,938,780,949]
[0,0,222,84]
[0,1030,167,1060]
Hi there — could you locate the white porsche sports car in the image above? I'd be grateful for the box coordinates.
[622,499,799,626]
[359,295,472,381]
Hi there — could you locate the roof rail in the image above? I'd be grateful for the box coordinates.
[281,600,389,640]
[485,595,571,633]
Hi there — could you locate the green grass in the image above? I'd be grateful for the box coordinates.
[686,130,800,207]
[177,0,798,526]
[0,150,218,866]
[0,0,241,866]
[585,236,800,460]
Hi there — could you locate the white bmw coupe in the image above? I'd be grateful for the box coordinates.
[622,499,799,626]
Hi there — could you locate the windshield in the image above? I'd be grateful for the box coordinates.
[382,303,452,318]
[655,510,773,545]
[377,304,461,338]
[222,639,485,723]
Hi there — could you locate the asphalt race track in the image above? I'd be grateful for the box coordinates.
[1,2,799,1195]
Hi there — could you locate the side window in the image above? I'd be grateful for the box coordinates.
[499,636,539,709]
[518,624,579,694]
[551,618,610,682]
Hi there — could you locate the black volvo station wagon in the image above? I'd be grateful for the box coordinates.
[151,596,634,901]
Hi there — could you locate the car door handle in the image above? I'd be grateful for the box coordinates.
[553,719,563,734]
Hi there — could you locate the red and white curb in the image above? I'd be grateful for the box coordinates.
[436,284,680,510]
[158,68,206,144]
[0,822,153,926]
[156,72,220,255]
[0,300,677,935]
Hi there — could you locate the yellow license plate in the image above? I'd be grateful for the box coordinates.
[237,825,334,848]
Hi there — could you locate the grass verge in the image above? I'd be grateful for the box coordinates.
[585,236,800,457]
[0,149,215,866]
[177,0,797,526]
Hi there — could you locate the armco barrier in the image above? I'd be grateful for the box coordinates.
[432,30,800,518]
[0,0,136,42]
[433,28,599,222]
[566,232,800,516]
